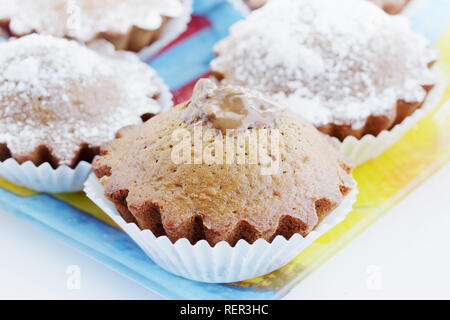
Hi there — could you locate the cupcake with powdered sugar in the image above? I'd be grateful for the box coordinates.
[0,0,192,53]
[0,34,172,192]
[212,0,441,164]
[239,0,410,14]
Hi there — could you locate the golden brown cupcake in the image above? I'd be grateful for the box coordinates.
[0,34,171,168]
[211,0,438,141]
[92,79,355,246]
[0,0,189,52]
[243,0,410,14]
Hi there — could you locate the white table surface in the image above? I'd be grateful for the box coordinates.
[0,163,449,300]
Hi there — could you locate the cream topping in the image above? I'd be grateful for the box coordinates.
[0,34,168,165]
[211,0,438,129]
[0,0,184,42]
[183,79,283,133]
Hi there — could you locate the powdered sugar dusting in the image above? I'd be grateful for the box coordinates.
[0,0,184,42]
[211,0,438,129]
[241,0,411,13]
[0,35,166,165]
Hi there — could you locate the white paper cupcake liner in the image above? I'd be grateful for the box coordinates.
[84,173,358,283]
[0,159,91,193]
[335,77,446,165]
[0,78,172,194]
[138,0,193,61]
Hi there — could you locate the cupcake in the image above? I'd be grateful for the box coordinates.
[86,79,356,282]
[0,34,172,192]
[0,0,191,52]
[212,0,440,164]
[242,0,410,14]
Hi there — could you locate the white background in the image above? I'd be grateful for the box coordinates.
[0,163,449,299]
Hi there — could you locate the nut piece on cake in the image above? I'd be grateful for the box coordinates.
[371,0,411,14]
[92,79,355,246]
